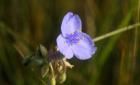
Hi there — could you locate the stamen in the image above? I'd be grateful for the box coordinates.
[65,32,82,45]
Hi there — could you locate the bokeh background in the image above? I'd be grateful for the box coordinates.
[0,0,140,85]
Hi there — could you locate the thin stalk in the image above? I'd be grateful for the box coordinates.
[49,63,56,85]
[133,0,139,63]
[131,0,140,84]
[93,23,140,42]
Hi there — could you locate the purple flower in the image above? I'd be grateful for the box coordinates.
[56,12,97,60]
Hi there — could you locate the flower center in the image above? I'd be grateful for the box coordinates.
[65,32,81,45]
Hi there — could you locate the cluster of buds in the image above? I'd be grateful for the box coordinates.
[23,45,73,85]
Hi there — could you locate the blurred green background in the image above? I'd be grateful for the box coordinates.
[0,0,140,85]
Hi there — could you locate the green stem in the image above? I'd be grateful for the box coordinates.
[49,63,56,85]
[93,23,140,42]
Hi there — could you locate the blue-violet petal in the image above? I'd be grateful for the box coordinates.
[72,33,97,60]
[56,34,73,59]
[61,12,82,37]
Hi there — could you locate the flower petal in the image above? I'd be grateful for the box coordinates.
[56,34,73,59]
[72,33,97,60]
[61,12,82,37]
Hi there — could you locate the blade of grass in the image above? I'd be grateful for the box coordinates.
[93,23,140,42]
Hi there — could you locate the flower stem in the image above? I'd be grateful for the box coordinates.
[49,63,56,85]
[93,23,140,42]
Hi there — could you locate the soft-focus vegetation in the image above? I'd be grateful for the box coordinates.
[0,0,140,85]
